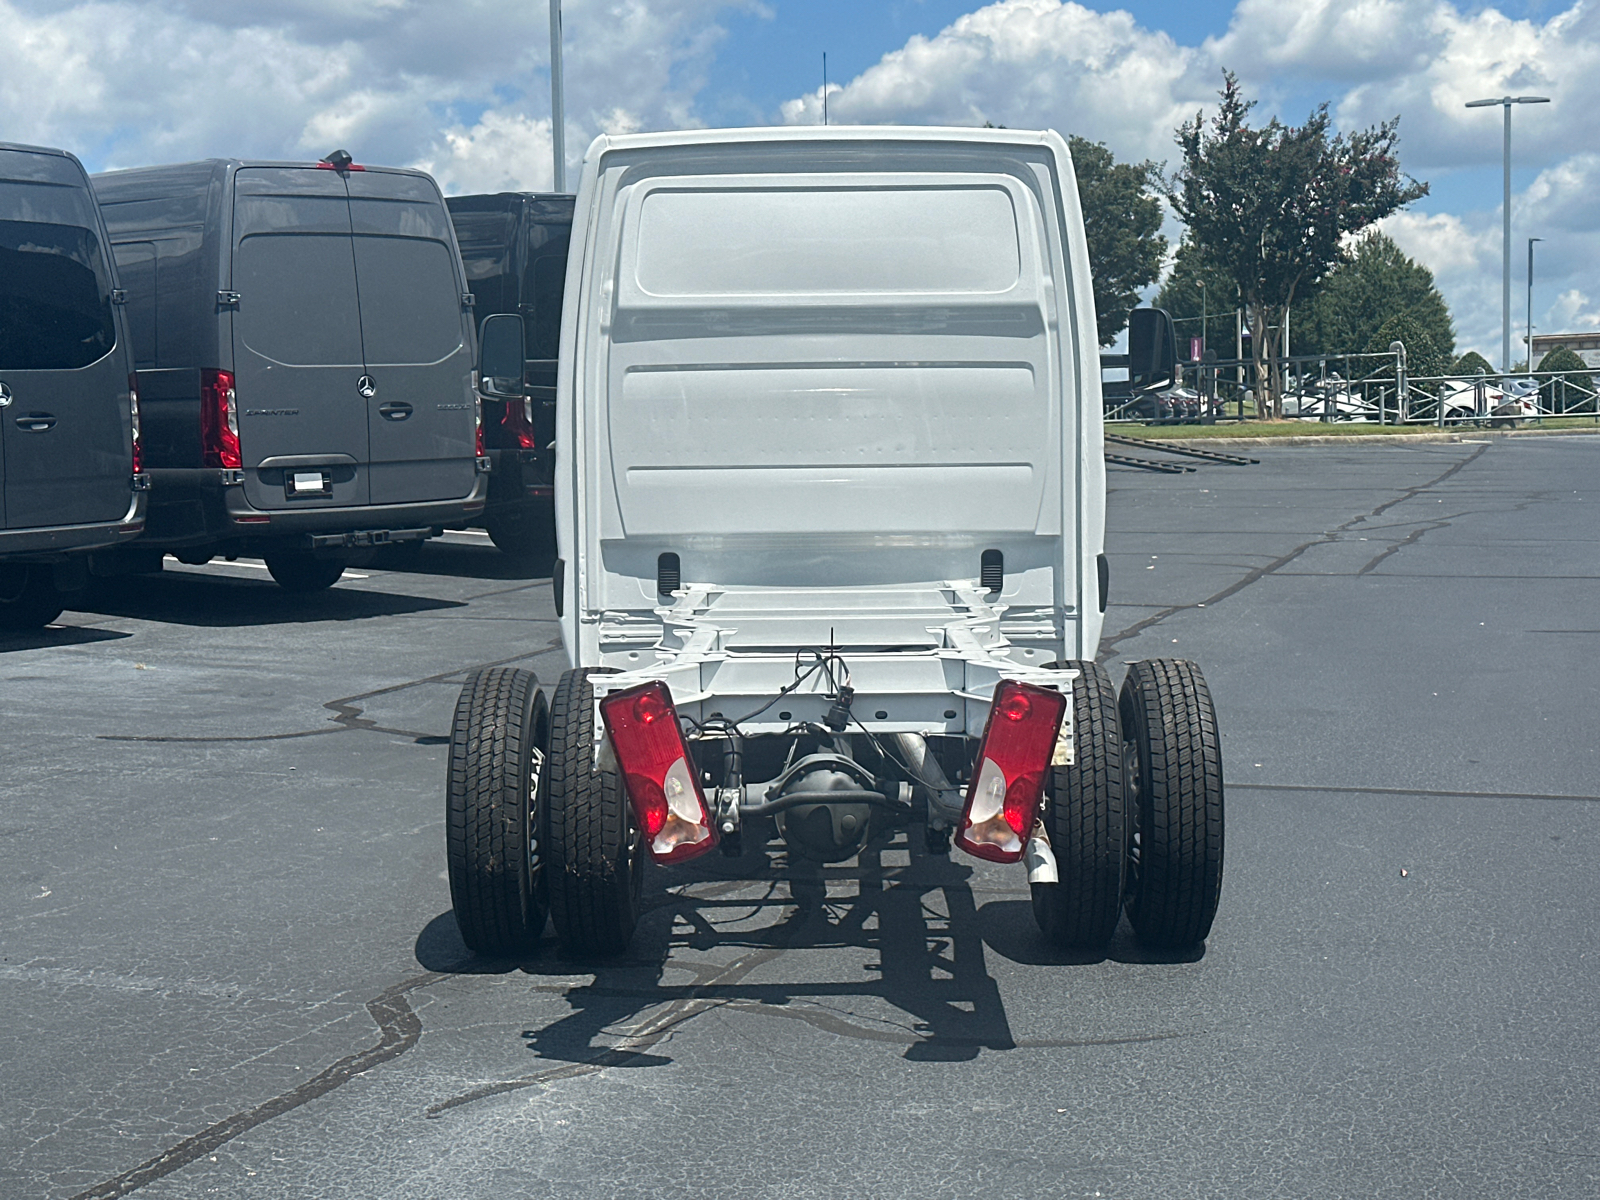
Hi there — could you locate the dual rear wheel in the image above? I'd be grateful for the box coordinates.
[446,666,642,959]
[1030,659,1224,952]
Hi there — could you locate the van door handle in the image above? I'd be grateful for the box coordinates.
[378,402,414,421]
[15,412,56,432]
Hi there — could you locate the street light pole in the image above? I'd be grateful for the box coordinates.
[1466,95,1549,373]
[549,0,566,192]
[1527,236,1543,371]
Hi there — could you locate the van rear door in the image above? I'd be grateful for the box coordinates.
[231,167,369,510]
[346,171,476,505]
[0,149,130,529]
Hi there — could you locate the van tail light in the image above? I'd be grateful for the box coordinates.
[599,681,717,864]
[955,680,1068,864]
[128,373,144,474]
[501,396,537,450]
[474,393,485,456]
[199,368,241,469]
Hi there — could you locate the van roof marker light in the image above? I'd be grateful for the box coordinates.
[317,149,365,172]
[599,681,717,864]
[955,679,1067,864]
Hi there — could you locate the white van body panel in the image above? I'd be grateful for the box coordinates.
[555,127,1105,732]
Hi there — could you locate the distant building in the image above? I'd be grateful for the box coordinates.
[1529,331,1600,368]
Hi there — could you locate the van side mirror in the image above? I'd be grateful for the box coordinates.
[1127,307,1178,388]
[478,313,526,397]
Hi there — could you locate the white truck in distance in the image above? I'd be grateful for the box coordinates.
[447,126,1224,959]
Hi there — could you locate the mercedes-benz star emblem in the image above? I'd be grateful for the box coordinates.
[356,375,377,399]
[0,382,13,408]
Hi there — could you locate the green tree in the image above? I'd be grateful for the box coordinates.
[1294,232,1454,362]
[1451,351,1494,376]
[1154,237,1239,356]
[1168,72,1428,416]
[1536,347,1596,412]
[1367,313,1448,382]
[1068,135,1167,345]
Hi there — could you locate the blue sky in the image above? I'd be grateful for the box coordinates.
[0,0,1593,358]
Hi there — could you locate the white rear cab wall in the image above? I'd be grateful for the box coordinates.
[554,126,1107,666]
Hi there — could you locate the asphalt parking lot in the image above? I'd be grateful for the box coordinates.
[3,435,1597,1199]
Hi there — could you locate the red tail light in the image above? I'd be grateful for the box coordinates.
[128,373,144,474]
[599,681,716,864]
[955,680,1067,863]
[501,396,537,450]
[475,393,486,456]
[199,368,241,469]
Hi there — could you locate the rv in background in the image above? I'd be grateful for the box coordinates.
[92,153,489,591]
[446,192,573,556]
[1,142,147,629]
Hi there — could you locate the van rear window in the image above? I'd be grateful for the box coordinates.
[0,220,117,371]
[233,233,363,367]
[633,185,1021,297]
[352,236,463,365]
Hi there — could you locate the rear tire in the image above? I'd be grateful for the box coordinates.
[0,564,65,630]
[485,505,552,559]
[446,668,550,956]
[546,666,642,957]
[264,553,345,592]
[1121,659,1225,950]
[1031,661,1127,950]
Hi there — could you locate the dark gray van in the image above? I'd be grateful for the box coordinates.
[446,192,573,555]
[92,153,488,590]
[1,143,147,629]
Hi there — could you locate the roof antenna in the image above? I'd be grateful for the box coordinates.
[320,149,353,172]
[823,52,828,126]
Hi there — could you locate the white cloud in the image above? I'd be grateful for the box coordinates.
[0,0,762,183]
[416,110,556,195]
[779,0,1214,163]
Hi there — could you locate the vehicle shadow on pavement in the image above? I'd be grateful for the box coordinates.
[371,540,553,582]
[69,572,466,627]
[977,900,1207,967]
[0,625,132,653]
[416,830,1165,1073]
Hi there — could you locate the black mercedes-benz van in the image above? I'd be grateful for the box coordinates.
[92,153,489,590]
[1,142,147,629]
[446,192,573,556]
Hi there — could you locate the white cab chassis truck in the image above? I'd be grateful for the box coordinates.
[446,127,1223,958]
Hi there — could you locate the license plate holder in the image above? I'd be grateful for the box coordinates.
[287,470,332,499]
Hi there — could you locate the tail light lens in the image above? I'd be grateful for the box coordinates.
[199,368,241,469]
[955,680,1068,863]
[128,373,143,474]
[599,681,716,864]
[474,393,485,456]
[500,396,537,450]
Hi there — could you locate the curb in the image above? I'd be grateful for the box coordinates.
[1129,426,1600,450]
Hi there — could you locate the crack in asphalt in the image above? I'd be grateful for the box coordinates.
[93,643,560,745]
[423,947,788,1117]
[68,973,443,1200]
[1098,445,1488,660]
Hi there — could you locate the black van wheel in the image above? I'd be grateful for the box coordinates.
[545,666,642,958]
[446,668,550,956]
[1031,661,1127,950]
[1120,659,1224,950]
[263,552,345,592]
[485,506,551,559]
[0,565,66,630]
